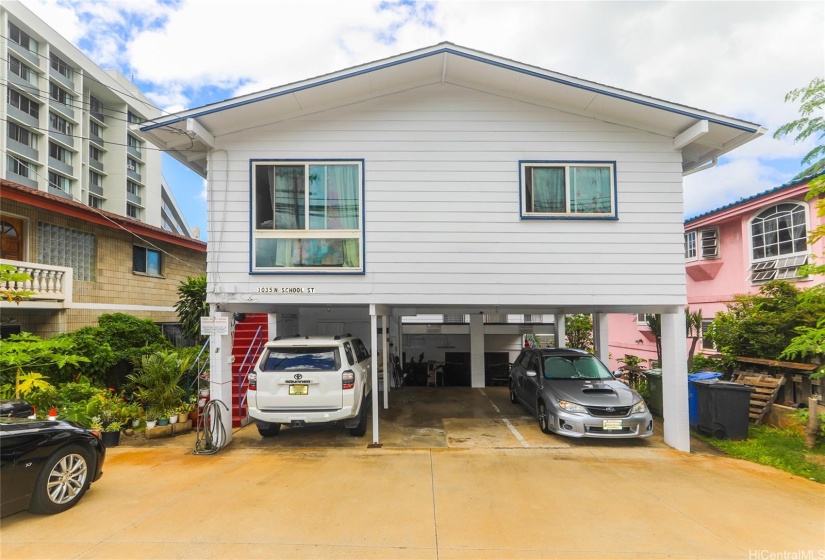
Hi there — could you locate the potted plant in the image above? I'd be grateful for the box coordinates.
[101,420,123,447]
[168,407,179,424]
[145,408,158,430]
[177,403,191,424]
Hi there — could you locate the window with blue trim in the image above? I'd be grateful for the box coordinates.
[252,161,363,272]
[522,162,615,218]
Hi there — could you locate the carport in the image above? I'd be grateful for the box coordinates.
[139,43,764,455]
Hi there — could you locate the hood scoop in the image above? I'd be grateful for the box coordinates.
[581,387,616,395]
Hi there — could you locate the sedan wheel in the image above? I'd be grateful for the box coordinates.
[538,402,552,434]
[29,444,91,514]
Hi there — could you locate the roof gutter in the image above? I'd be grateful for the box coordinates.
[684,157,718,177]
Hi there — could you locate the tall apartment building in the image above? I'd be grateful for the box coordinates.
[1,0,194,237]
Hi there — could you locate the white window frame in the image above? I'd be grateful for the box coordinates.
[250,159,365,274]
[748,202,809,284]
[49,53,72,79]
[8,155,33,178]
[520,161,617,219]
[49,141,70,164]
[9,22,38,52]
[684,231,697,260]
[636,313,654,326]
[9,122,36,148]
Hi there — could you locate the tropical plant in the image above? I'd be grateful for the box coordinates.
[565,314,593,352]
[0,333,89,395]
[711,281,825,361]
[127,350,192,414]
[773,77,825,275]
[0,264,35,304]
[48,327,116,386]
[175,275,207,342]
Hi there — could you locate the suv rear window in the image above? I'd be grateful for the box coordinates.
[261,347,341,372]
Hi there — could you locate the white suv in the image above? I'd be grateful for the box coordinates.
[247,335,373,437]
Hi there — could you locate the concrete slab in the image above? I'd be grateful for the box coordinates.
[2,387,821,559]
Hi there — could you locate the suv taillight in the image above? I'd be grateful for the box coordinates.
[248,372,257,391]
[342,370,355,390]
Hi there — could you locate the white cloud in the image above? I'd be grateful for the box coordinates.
[20,0,822,233]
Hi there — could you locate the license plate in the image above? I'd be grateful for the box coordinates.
[603,419,623,430]
[289,384,308,396]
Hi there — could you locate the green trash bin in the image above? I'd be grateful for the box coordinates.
[644,369,663,416]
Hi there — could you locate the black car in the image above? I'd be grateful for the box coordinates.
[0,418,105,517]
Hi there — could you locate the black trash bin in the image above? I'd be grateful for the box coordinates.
[692,380,754,440]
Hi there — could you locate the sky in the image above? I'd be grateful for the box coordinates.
[21,0,825,241]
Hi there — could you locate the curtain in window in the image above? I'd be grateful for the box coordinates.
[309,165,359,230]
[273,166,305,229]
[570,167,610,213]
[530,168,565,212]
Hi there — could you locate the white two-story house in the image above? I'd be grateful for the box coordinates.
[139,43,764,451]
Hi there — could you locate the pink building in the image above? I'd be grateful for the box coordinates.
[608,171,825,370]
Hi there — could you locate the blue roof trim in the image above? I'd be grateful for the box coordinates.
[685,169,825,224]
[141,46,760,135]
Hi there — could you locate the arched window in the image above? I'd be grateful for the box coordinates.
[749,202,808,282]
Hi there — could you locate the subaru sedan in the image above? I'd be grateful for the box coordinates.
[509,348,653,439]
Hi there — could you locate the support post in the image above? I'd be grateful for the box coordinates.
[208,307,234,445]
[593,313,609,364]
[661,308,690,452]
[470,313,485,387]
[369,311,380,446]
[382,315,389,409]
[554,314,566,348]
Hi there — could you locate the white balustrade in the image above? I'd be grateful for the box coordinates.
[0,259,72,305]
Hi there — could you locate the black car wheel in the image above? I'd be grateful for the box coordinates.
[537,402,552,435]
[509,380,518,404]
[349,400,368,437]
[257,423,281,437]
[29,444,92,514]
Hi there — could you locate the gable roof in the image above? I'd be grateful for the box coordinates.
[684,169,825,227]
[139,42,765,178]
[0,180,207,252]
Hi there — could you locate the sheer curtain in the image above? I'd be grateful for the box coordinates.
[570,167,610,213]
[530,168,565,212]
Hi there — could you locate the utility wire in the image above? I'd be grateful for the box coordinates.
[0,117,198,155]
[7,156,206,274]
[2,39,172,121]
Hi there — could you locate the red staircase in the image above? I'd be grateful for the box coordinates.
[231,313,268,427]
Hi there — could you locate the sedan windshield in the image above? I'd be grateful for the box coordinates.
[542,355,613,380]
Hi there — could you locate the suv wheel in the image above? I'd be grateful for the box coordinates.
[257,423,281,437]
[348,400,368,437]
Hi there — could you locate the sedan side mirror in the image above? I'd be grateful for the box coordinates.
[526,370,537,378]
[613,370,624,378]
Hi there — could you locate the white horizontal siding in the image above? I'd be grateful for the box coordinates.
[207,83,687,308]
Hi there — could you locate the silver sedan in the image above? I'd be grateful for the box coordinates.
[509,348,653,438]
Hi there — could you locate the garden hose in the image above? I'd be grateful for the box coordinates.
[193,399,229,455]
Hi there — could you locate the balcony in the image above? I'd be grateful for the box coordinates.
[49,98,75,120]
[8,41,39,66]
[48,156,73,176]
[127,168,142,183]
[89,157,104,172]
[49,129,74,148]
[126,191,142,205]
[0,259,73,309]
[8,70,39,96]
[88,183,104,197]
[49,67,74,91]
[7,138,39,162]
[127,145,142,160]
[5,170,37,189]
[6,104,39,128]
[89,132,104,147]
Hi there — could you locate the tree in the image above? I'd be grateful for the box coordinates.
[0,333,89,399]
[773,77,825,274]
[565,314,593,352]
[710,281,825,360]
[175,275,207,342]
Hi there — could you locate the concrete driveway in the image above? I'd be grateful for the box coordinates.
[1,388,823,559]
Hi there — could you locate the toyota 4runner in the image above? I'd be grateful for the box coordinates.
[247,335,372,437]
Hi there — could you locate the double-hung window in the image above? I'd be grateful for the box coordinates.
[8,122,36,148]
[521,162,616,218]
[252,161,363,272]
[749,202,808,283]
[49,82,72,106]
[49,142,70,164]
[50,53,72,79]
